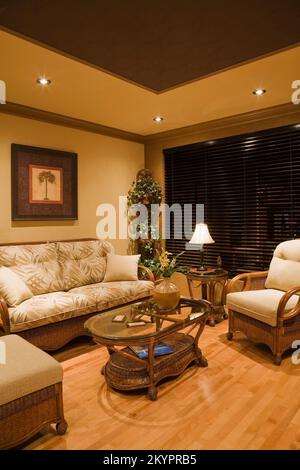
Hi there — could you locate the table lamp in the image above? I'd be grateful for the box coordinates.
[189,223,215,271]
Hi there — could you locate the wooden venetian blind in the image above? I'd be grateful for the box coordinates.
[164,124,300,276]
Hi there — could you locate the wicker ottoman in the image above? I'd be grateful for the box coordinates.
[0,335,67,450]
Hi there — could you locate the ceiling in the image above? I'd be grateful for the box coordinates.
[0,0,300,92]
[1,28,300,136]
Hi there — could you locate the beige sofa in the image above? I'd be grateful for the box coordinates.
[0,239,154,350]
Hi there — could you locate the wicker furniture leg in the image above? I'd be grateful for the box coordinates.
[147,338,157,401]
[194,321,208,367]
[55,383,68,435]
[0,382,67,450]
[227,308,234,340]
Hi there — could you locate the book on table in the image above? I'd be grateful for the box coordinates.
[129,342,173,359]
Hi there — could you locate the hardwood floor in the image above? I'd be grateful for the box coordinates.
[24,320,300,450]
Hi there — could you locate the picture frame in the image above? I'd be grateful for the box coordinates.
[11,144,78,220]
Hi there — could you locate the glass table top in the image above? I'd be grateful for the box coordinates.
[84,298,210,341]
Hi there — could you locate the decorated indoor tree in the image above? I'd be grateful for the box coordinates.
[127,169,162,268]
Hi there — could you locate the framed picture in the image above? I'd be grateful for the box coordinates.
[11,144,78,220]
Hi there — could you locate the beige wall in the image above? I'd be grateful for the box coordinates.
[2,106,300,254]
[0,113,144,253]
[145,107,300,193]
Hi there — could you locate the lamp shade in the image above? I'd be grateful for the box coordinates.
[190,223,214,244]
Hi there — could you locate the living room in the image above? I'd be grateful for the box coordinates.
[1,0,300,457]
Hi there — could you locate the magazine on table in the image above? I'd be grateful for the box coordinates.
[129,342,173,359]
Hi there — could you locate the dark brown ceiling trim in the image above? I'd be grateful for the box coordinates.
[144,103,300,144]
[1,26,300,95]
[0,101,144,143]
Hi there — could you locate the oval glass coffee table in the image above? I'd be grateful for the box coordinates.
[84,298,211,400]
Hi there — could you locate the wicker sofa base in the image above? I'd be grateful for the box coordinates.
[228,310,300,365]
[16,311,98,351]
[8,298,152,351]
[0,382,67,450]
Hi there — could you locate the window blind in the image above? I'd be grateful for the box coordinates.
[164,124,300,276]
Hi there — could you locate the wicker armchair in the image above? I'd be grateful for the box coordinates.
[226,240,300,365]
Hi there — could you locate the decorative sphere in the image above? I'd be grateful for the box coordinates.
[136,168,153,180]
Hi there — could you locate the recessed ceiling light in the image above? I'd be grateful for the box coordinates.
[153,116,163,123]
[37,77,51,86]
[252,88,266,96]
[294,124,300,128]
[207,140,216,145]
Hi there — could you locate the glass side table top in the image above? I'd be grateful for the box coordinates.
[84,297,210,342]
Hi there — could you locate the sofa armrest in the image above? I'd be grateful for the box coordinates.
[0,296,10,334]
[138,265,155,283]
[277,286,300,326]
[226,271,269,295]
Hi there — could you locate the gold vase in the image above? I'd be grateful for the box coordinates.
[153,277,180,311]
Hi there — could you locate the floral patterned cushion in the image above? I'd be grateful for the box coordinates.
[9,291,97,332]
[70,280,154,309]
[57,240,114,290]
[8,280,153,332]
[0,243,63,295]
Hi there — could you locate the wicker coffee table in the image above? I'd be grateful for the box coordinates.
[85,298,211,400]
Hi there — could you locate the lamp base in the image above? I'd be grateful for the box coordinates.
[198,264,207,271]
[198,248,206,271]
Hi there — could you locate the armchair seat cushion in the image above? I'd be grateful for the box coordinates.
[0,335,62,406]
[227,289,299,327]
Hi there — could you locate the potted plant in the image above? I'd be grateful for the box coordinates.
[153,249,187,311]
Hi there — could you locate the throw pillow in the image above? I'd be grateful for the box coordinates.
[0,266,33,307]
[103,254,140,282]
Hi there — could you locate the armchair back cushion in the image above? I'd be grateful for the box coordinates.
[0,243,63,295]
[57,240,114,290]
[265,239,300,292]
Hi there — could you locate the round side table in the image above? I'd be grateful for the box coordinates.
[186,268,228,327]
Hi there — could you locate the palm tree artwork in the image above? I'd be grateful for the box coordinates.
[38,170,56,201]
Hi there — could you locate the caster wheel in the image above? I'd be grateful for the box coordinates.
[208,319,216,327]
[148,387,158,401]
[227,332,233,341]
[195,348,208,368]
[223,313,228,320]
[56,420,68,435]
[199,356,208,368]
[273,355,282,366]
